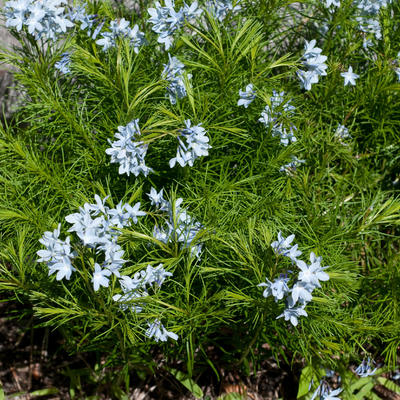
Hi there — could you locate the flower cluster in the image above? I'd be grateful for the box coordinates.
[335,123,351,144]
[258,90,297,146]
[169,120,211,168]
[113,264,173,313]
[37,195,178,342]
[237,83,256,108]
[259,232,330,326]
[106,119,210,177]
[65,195,146,281]
[162,55,191,104]
[297,40,328,91]
[279,156,305,175]
[37,195,146,287]
[68,4,98,38]
[5,0,74,40]
[205,0,241,22]
[95,18,145,53]
[106,119,152,177]
[54,52,71,74]
[355,0,390,47]
[37,224,76,281]
[148,0,202,50]
[355,357,377,377]
[146,319,178,342]
[148,187,204,258]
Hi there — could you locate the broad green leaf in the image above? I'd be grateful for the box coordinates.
[297,366,314,398]
[168,368,204,399]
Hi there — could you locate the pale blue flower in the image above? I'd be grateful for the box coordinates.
[147,187,167,209]
[96,31,114,51]
[237,84,256,108]
[152,196,203,257]
[357,16,382,39]
[37,224,76,280]
[258,275,290,301]
[341,66,359,86]
[145,319,178,342]
[5,0,31,31]
[54,52,71,74]
[303,40,323,58]
[183,1,203,20]
[43,195,148,287]
[144,264,173,286]
[363,38,374,49]
[148,1,179,50]
[37,223,62,262]
[322,388,343,400]
[105,119,152,177]
[110,18,130,36]
[271,232,295,255]
[206,0,241,22]
[113,288,146,313]
[124,202,147,223]
[92,263,112,291]
[169,120,211,168]
[296,253,330,289]
[127,24,146,53]
[87,194,110,216]
[162,54,191,104]
[271,232,301,262]
[107,204,128,228]
[289,281,313,306]
[299,39,327,90]
[277,306,308,326]
[95,18,145,53]
[283,243,302,262]
[148,0,201,50]
[5,0,74,40]
[303,54,328,76]
[90,20,105,40]
[355,358,378,377]
[310,381,330,400]
[259,91,297,144]
[48,252,76,281]
[279,156,305,175]
[66,209,107,247]
[297,69,320,91]
[68,5,96,33]
[103,246,126,277]
[357,0,389,14]
[335,124,351,141]
[26,2,45,34]
[271,124,297,146]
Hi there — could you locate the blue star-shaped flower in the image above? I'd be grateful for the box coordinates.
[341,66,359,86]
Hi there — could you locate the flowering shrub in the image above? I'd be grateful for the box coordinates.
[0,0,400,397]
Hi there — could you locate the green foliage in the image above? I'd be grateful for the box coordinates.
[0,0,400,396]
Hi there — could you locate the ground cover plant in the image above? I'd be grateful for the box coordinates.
[0,0,400,398]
